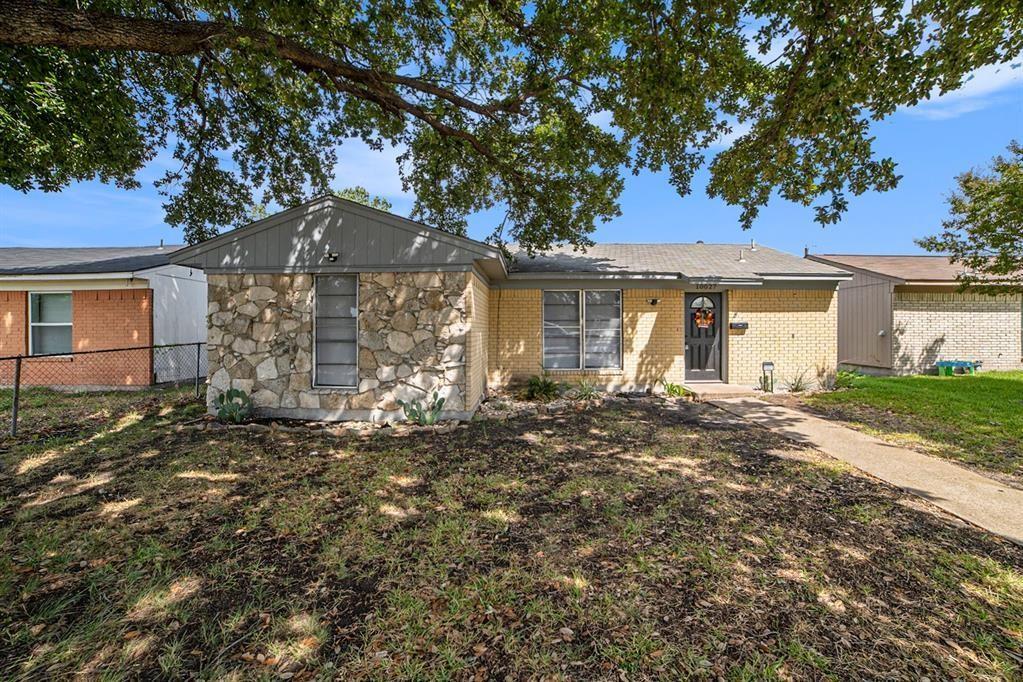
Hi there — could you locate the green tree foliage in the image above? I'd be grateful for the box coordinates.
[919,142,1023,292]
[331,186,392,212]
[0,1,1020,247]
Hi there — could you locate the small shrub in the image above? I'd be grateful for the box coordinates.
[523,370,562,402]
[785,369,811,393]
[571,380,601,401]
[397,391,446,425]
[834,369,860,389]
[215,388,253,423]
[661,378,688,398]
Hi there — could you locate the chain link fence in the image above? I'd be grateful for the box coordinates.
[1,342,206,436]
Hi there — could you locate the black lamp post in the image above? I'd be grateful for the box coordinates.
[761,361,775,393]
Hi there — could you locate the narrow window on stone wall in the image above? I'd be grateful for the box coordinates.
[543,290,581,369]
[315,276,358,387]
[584,290,622,369]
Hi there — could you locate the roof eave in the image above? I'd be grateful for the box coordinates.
[507,271,684,280]
[0,271,147,280]
[759,273,853,281]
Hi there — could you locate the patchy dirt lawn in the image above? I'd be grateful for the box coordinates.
[1,388,1021,680]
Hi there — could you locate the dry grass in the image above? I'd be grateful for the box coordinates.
[1,388,1021,680]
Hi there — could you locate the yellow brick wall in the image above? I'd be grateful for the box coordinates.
[488,288,685,391]
[892,291,1022,373]
[726,288,838,387]
[465,272,490,409]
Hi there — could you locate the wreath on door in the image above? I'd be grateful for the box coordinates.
[694,308,715,329]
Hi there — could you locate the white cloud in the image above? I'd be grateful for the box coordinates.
[903,60,1022,120]
[331,139,412,203]
[707,120,753,150]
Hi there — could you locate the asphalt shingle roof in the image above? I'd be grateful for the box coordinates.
[810,254,967,282]
[509,243,848,279]
[0,246,182,276]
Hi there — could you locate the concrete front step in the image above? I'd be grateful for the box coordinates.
[683,382,759,401]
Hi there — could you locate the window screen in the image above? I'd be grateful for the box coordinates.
[542,291,580,369]
[315,276,358,387]
[584,290,622,369]
[29,293,72,355]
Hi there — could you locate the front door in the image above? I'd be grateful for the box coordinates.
[685,293,722,381]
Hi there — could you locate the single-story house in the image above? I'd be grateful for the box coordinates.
[171,196,851,421]
[0,246,207,386]
[807,254,1023,374]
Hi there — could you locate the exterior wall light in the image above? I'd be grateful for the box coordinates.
[647,298,660,306]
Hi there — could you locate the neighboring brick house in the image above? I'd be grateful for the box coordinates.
[807,254,1023,374]
[0,246,207,387]
[171,196,850,422]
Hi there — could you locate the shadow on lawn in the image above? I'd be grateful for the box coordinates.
[1,396,1021,680]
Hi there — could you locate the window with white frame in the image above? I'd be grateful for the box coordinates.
[314,276,358,387]
[542,290,622,370]
[29,292,72,355]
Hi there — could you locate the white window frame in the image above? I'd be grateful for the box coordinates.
[28,291,73,356]
[312,274,360,389]
[541,288,623,371]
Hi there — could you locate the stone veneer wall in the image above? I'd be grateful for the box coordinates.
[206,272,471,420]
[891,291,1022,373]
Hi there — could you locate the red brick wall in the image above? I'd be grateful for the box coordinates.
[0,291,28,357]
[0,289,154,387]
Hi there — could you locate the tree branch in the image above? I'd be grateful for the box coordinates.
[0,0,528,122]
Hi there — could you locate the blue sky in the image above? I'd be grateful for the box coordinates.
[1,61,1020,255]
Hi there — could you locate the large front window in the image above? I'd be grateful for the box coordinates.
[542,290,622,370]
[29,292,72,355]
[314,276,358,387]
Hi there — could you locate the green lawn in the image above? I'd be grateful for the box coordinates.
[1,388,1021,679]
[804,371,1023,482]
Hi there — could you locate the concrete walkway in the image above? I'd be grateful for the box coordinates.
[712,397,1023,546]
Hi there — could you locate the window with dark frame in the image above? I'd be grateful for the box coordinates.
[314,276,358,387]
[542,289,622,370]
[29,292,72,355]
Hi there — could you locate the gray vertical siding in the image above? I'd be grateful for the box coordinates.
[837,270,893,368]
[171,197,500,273]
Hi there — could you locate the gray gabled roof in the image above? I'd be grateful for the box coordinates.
[0,245,181,276]
[170,196,505,275]
[509,243,850,281]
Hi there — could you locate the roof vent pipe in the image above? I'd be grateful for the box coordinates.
[738,248,746,263]
[750,238,757,251]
